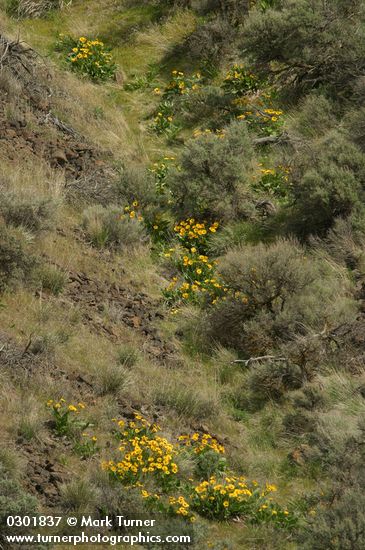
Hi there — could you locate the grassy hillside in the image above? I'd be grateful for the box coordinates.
[1,1,365,549]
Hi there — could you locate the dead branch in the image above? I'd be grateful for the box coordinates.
[231,355,288,366]
[252,132,290,147]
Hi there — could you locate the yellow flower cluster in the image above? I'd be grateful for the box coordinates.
[124,201,143,221]
[103,434,177,479]
[223,65,258,96]
[164,219,229,305]
[46,398,85,414]
[168,495,196,521]
[139,491,196,523]
[114,413,161,437]
[67,36,116,81]
[260,168,276,176]
[46,398,88,436]
[178,433,225,454]
[193,128,225,139]
[164,70,202,97]
[148,157,176,193]
[103,414,178,485]
[70,38,106,61]
[236,104,284,136]
[44,396,297,528]
[191,475,280,520]
[252,164,292,200]
[152,109,177,135]
[263,108,283,121]
[174,219,219,241]
[194,475,254,498]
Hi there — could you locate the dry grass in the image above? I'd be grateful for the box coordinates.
[0,157,65,200]
[52,71,135,159]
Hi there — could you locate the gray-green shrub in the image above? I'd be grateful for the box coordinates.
[242,0,365,101]
[0,192,55,232]
[205,239,356,355]
[166,120,256,221]
[287,131,365,237]
[0,224,35,292]
[0,465,38,542]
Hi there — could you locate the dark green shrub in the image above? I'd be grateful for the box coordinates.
[298,427,365,549]
[242,0,365,101]
[177,17,232,63]
[288,95,336,139]
[344,106,365,153]
[246,361,303,406]
[205,239,355,355]
[116,163,169,217]
[167,121,255,221]
[316,218,365,272]
[0,224,35,292]
[82,205,149,249]
[292,385,325,411]
[176,85,230,127]
[300,489,365,550]
[282,410,316,436]
[286,131,365,237]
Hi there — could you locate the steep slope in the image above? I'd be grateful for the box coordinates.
[1,2,365,549]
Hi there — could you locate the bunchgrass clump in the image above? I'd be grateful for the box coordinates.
[33,264,68,296]
[82,205,148,250]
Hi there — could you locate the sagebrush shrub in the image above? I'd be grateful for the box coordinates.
[246,361,303,406]
[0,192,55,232]
[0,224,35,292]
[288,95,336,139]
[242,0,365,101]
[0,465,38,540]
[344,106,365,153]
[205,239,355,355]
[287,131,365,236]
[300,490,365,550]
[297,428,365,549]
[176,85,230,127]
[167,120,255,221]
[116,164,168,215]
[177,17,232,63]
[82,205,148,249]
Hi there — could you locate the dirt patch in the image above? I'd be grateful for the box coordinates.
[64,272,174,360]
[0,34,117,203]
[19,439,70,508]
[0,331,94,394]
